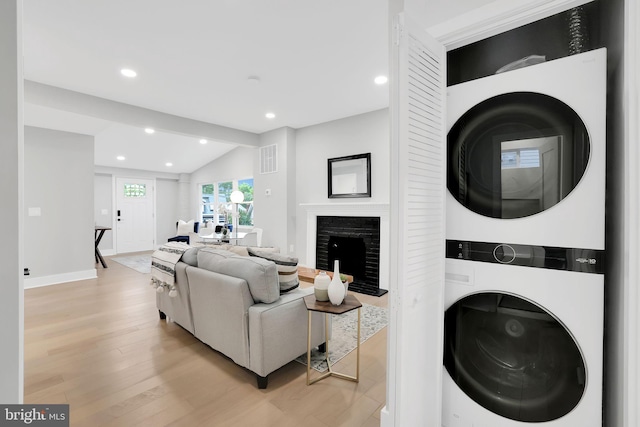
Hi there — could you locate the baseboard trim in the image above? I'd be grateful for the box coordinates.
[100,249,116,257]
[380,406,391,427]
[24,269,97,289]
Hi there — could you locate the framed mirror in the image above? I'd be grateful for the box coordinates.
[328,153,371,198]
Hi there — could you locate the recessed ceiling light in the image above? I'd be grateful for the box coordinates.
[374,75,388,85]
[265,112,276,119]
[165,162,173,167]
[200,139,208,144]
[144,128,155,134]
[116,155,125,161]
[120,68,137,78]
[247,76,260,85]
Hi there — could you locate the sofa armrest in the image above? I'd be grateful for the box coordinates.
[156,262,194,333]
[248,287,328,377]
[187,267,255,369]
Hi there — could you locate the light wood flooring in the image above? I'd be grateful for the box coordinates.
[24,253,388,426]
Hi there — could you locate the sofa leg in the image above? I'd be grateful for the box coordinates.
[159,310,166,320]
[256,374,268,389]
[318,342,327,353]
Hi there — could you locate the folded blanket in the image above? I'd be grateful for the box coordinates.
[150,242,190,297]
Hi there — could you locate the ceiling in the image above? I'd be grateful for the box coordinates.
[22,0,494,174]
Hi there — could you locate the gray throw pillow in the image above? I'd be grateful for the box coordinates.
[181,247,200,266]
[248,248,299,294]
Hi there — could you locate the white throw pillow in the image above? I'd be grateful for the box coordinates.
[176,220,194,236]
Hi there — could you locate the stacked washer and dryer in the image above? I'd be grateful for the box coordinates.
[442,48,607,426]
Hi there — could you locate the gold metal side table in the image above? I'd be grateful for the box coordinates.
[303,293,362,385]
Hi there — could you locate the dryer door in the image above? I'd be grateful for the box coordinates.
[443,292,586,422]
[447,92,590,219]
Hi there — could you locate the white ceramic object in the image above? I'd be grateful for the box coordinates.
[328,260,345,305]
[314,271,331,302]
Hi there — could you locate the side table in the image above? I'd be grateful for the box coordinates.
[303,293,362,385]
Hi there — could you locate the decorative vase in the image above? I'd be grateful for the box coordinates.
[328,260,345,305]
[314,271,331,302]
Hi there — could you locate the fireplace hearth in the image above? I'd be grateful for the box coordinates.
[316,216,387,297]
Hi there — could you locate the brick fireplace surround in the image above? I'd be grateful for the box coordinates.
[301,203,390,296]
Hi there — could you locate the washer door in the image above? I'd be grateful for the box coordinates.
[443,292,586,422]
[448,92,590,219]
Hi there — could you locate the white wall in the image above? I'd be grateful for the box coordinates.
[156,178,180,245]
[295,108,390,263]
[24,126,95,284]
[252,127,296,252]
[0,0,24,403]
[94,173,114,252]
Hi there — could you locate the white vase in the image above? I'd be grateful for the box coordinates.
[314,271,331,302]
[328,260,345,305]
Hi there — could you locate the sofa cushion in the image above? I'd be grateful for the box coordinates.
[248,248,299,294]
[197,248,280,303]
[217,245,280,257]
[181,247,200,266]
[176,219,194,236]
[219,244,250,257]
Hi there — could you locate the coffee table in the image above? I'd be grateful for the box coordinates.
[303,293,362,385]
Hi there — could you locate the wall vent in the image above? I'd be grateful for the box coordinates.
[260,144,278,174]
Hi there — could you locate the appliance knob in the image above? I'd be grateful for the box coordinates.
[493,244,516,263]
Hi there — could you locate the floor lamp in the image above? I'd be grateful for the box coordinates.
[230,190,244,240]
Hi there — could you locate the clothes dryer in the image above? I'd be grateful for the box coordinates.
[446,48,607,250]
[441,242,603,427]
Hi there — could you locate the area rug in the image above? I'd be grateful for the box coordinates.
[295,302,388,372]
[111,254,152,274]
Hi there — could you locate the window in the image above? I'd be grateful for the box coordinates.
[124,183,146,197]
[200,178,254,227]
[238,178,254,226]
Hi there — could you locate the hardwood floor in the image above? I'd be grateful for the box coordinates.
[24,254,388,426]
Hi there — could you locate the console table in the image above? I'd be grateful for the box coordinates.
[94,226,111,268]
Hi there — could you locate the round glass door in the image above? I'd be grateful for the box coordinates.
[443,292,586,422]
[447,92,590,219]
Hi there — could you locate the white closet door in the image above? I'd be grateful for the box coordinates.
[383,12,446,427]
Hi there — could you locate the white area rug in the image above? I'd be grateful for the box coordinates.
[295,302,388,372]
[111,254,152,274]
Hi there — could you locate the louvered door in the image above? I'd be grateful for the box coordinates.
[383,12,446,427]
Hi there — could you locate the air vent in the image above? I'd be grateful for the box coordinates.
[260,144,277,174]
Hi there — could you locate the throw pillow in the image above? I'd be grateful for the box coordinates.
[180,247,199,266]
[176,219,194,236]
[248,248,299,294]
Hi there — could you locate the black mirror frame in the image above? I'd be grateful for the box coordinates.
[328,153,371,199]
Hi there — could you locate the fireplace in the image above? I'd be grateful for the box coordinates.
[315,216,387,296]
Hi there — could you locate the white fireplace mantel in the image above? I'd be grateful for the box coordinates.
[300,202,390,291]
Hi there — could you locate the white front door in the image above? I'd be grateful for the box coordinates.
[115,177,155,253]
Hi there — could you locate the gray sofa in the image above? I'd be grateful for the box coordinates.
[155,247,327,389]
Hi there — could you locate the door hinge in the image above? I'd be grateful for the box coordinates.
[394,22,403,46]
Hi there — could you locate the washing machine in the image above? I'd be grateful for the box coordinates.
[441,243,604,427]
[446,48,607,250]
